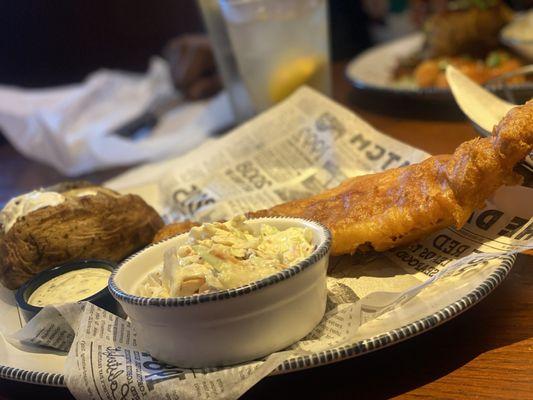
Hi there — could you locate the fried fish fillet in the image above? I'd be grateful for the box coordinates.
[153,220,200,243]
[155,101,532,255]
[249,100,533,255]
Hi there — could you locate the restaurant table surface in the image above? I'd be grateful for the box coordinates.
[0,61,532,400]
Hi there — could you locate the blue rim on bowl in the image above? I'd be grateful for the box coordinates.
[109,217,332,307]
[15,259,120,321]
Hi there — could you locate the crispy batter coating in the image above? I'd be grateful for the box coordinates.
[249,100,533,255]
[422,2,512,59]
[155,101,532,255]
[153,220,200,243]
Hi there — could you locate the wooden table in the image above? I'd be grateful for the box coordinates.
[1,62,532,400]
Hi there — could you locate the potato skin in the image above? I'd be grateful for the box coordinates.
[0,190,163,289]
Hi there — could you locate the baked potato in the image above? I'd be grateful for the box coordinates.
[0,183,164,289]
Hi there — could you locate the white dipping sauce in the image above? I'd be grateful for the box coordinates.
[28,268,111,307]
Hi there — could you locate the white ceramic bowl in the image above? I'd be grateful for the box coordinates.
[109,217,331,368]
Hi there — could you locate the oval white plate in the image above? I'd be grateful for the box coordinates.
[0,254,515,386]
[346,33,424,92]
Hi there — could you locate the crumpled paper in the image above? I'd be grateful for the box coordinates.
[0,58,233,176]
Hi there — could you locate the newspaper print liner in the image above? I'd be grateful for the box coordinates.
[0,254,515,387]
[109,217,332,306]
[273,254,515,374]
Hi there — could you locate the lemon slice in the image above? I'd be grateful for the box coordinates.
[268,56,319,103]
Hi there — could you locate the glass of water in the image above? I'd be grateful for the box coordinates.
[198,0,256,122]
[219,0,331,113]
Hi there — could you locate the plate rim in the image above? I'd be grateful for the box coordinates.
[272,254,515,375]
[0,254,515,387]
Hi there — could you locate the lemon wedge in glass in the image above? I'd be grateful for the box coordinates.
[268,56,319,103]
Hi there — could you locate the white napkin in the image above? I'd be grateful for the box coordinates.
[0,58,233,176]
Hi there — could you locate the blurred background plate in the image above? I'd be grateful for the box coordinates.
[345,33,533,120]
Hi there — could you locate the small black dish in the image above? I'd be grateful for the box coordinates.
[15,259,125,322]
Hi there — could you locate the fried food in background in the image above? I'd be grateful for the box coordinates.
[421,1,512,59]
[413,51,524,88]
[155,100,532,256]
[394,0,523,88]
[250,100,533,255]
[0,183,163,289]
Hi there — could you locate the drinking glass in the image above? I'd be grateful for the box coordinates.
[198,0,256,122]
[219,0,331,113]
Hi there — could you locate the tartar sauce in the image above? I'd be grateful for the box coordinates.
[28,268,111,307]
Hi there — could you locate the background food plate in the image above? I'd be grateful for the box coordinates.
[345,33,533,119]
[0,253,515,387]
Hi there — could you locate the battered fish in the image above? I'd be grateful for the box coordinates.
[155,101,532,255]
[250,100,533,255]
